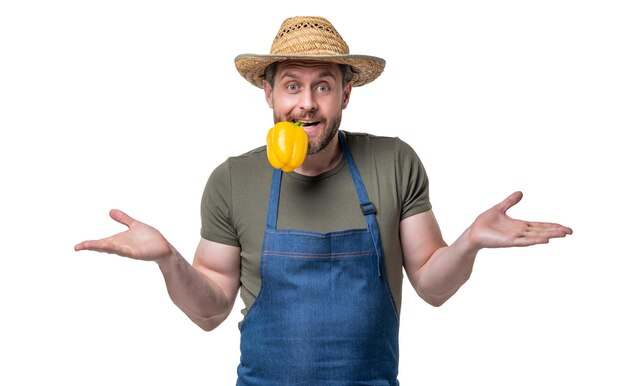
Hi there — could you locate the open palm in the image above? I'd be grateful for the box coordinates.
[75,209,172,262]
[470,191,572,249]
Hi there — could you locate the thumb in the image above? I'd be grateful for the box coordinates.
[109,209,136,228]
[496,191,523,213]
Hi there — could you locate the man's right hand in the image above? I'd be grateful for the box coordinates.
[75,209,173,262]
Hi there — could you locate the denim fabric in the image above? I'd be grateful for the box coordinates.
[237,132,400,385]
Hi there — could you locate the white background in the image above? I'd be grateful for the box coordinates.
[1,1,624,385]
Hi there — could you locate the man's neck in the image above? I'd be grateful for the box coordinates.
[295,134,343,177]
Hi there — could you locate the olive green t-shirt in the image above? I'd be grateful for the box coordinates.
[200,131,431,319]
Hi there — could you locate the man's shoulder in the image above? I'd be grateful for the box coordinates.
[208,145,269,183]
[346,131,396,142]
[345,131,415,156]
[216,145,268,170]
[346,130,411,145]
[230,145,267,162]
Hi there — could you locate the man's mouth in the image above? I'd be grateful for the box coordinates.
[293,120,321,127]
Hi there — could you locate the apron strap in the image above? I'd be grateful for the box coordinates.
[338,131,384,277]
[266,168,282,230]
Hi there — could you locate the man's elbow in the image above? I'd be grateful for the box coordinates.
[191,312,229,332]
[416,281,467,307]
[419,292,451,307]
[416,273,472,307]
[198,320,221,332]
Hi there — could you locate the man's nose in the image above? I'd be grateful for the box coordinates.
[299,89,317,113]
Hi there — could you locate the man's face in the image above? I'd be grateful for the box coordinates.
[263,61,352,154]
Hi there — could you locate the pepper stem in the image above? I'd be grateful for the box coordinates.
[294,121,302,127]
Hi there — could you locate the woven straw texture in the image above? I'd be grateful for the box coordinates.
[271,16,350,56]
[235,16,385,88]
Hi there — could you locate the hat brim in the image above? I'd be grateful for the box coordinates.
[234,54,386,88]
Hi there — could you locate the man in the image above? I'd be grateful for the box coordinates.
[75,16,572,385]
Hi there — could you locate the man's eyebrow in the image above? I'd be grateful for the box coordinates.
[316,70,338,81]
[279,70,338,82]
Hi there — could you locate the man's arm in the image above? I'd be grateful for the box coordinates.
[401,191,572,307]
[75,209,241,331]
[159,238,240,331]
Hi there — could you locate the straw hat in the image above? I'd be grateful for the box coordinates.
[234,16,386,88]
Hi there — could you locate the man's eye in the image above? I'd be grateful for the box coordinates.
[287,84,298,91]
[318,85,330,93]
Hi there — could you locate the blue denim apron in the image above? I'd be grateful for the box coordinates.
[237,131,400,385]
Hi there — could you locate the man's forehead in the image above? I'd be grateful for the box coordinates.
[276,61,341,76]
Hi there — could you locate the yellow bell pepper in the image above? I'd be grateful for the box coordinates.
[266,121,308,172]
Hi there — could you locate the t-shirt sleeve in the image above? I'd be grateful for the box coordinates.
[200,159,241,247]
[396,137,432,220]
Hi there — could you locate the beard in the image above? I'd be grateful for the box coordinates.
[307,117,340,155]
[274,111,343,155]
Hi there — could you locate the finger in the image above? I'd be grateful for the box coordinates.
[512,223,572,245]
[497,191,523,213]
[74,241,87,251]
[526,222,574,236]
[74,238,128,255]
[109,209,136,227]
[512,236,550,247]
[74,239,107,253]
[522,229,571,239]
[74,238,113,252]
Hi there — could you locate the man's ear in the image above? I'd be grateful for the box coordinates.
[263,80,274,108]
[341,82,353,110]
